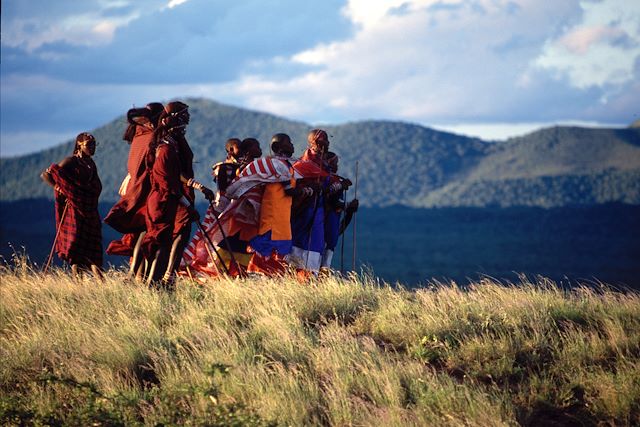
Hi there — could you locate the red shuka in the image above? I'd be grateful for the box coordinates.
[104,125,154,255]
[141,139,183,258]
[48,156,103,267]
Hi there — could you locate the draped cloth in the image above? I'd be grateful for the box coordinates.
[48,157,103,267]
[104,125,154,255]
[288,149,329,272]
[181,156,296,278]
[140,139,182,258]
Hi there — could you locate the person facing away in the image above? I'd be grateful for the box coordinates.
[213,137,263,276]
[241,133,300,275]
[321,152,358,272]
[41,132,103,279]
[103,103,163,275]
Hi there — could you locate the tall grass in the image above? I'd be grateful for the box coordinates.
[1,262,638,426]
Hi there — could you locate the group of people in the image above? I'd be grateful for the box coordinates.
[41,101,358,286]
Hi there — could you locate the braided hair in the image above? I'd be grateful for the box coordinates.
[73,132,95,155]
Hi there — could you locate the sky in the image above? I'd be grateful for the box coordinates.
[1,0,639,157]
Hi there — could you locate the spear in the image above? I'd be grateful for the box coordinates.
[351,161,358,271]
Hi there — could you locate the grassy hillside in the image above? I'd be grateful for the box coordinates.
[2,97,639,207]
[1,266,639,426]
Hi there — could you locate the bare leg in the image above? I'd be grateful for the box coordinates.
[162,235,183,289]
[90,264,104,281]
[128,232,146,281]
[71,264,81,281]
[146,247,169,288]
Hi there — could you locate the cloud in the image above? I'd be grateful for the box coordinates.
[535,0,640,89]
[2,0,353,84]
[2,0,639,157]
[0,1,162,51]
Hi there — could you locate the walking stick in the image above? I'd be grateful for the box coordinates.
[195,219,231,276]
[351,161,358,271]
[43,201,68,274]
[340,188,346,274]
[207,200,245,277]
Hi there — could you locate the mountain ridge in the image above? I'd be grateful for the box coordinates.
[1,97,639,207]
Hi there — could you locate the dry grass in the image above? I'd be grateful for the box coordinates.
[1,262,639,426]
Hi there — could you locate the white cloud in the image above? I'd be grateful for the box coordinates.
[167,0,190,8]
[213,0,589,124]
[535,0,640,89]
[1,1,163,51]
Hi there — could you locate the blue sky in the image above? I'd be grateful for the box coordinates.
[2,0,639,157]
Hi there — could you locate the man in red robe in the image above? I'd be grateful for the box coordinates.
[104,103,163,278]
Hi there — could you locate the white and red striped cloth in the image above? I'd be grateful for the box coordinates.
[181,156,297,278]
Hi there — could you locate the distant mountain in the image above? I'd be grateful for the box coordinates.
[1,98,639,207]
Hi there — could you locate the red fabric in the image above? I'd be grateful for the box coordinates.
[247,250,288,276]
[294,149,329,179]
[104,126,155,256]
[141,140,182,257]
[105,232,138,257]
[176,135,195,203]
[104,126,154,234]
[48,157,102,267]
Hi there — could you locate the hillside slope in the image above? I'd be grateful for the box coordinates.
[1,98,639,207]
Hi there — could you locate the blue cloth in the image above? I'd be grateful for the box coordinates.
[324,209,341,251]
[291,198,325,253]
[250,230,292,257]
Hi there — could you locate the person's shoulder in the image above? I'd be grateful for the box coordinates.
[58,156,76,168]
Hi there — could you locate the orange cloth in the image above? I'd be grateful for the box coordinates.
[258,180,295,240]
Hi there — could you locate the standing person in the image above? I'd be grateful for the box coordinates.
[211,138,242,214]
[289,129,331,276]
[152,101,213,285]
[41,132,103,279]
[243,133,298,275]
[214,137,262,275]
[141,103,198,287]
[321,152,358,273]
[104,102,163,279]
[182,137,264,278]
[182,134,302,279]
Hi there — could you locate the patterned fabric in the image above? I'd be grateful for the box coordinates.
[181,156,294,278]
[48,157,103,267]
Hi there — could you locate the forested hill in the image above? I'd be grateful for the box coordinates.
[1,97,639,207]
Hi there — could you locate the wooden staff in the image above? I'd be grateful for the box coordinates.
[340,187,346,274]
[351,161,358,271]
[195,219,231,276]
[207,200,245,277]
[43,201,68,274]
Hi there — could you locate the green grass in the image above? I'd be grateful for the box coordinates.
[1,262,639,426]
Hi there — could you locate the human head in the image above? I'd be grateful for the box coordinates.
[307,129,329,157]
[271,133,294,158]
[123,102,164,142]
[145,102,164,127]
[240,138,262,160]
[74,132,96,157]
[326,151,339,173]
[163,101,190,126]
[225,138,241,160]
[158,101,189,138]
